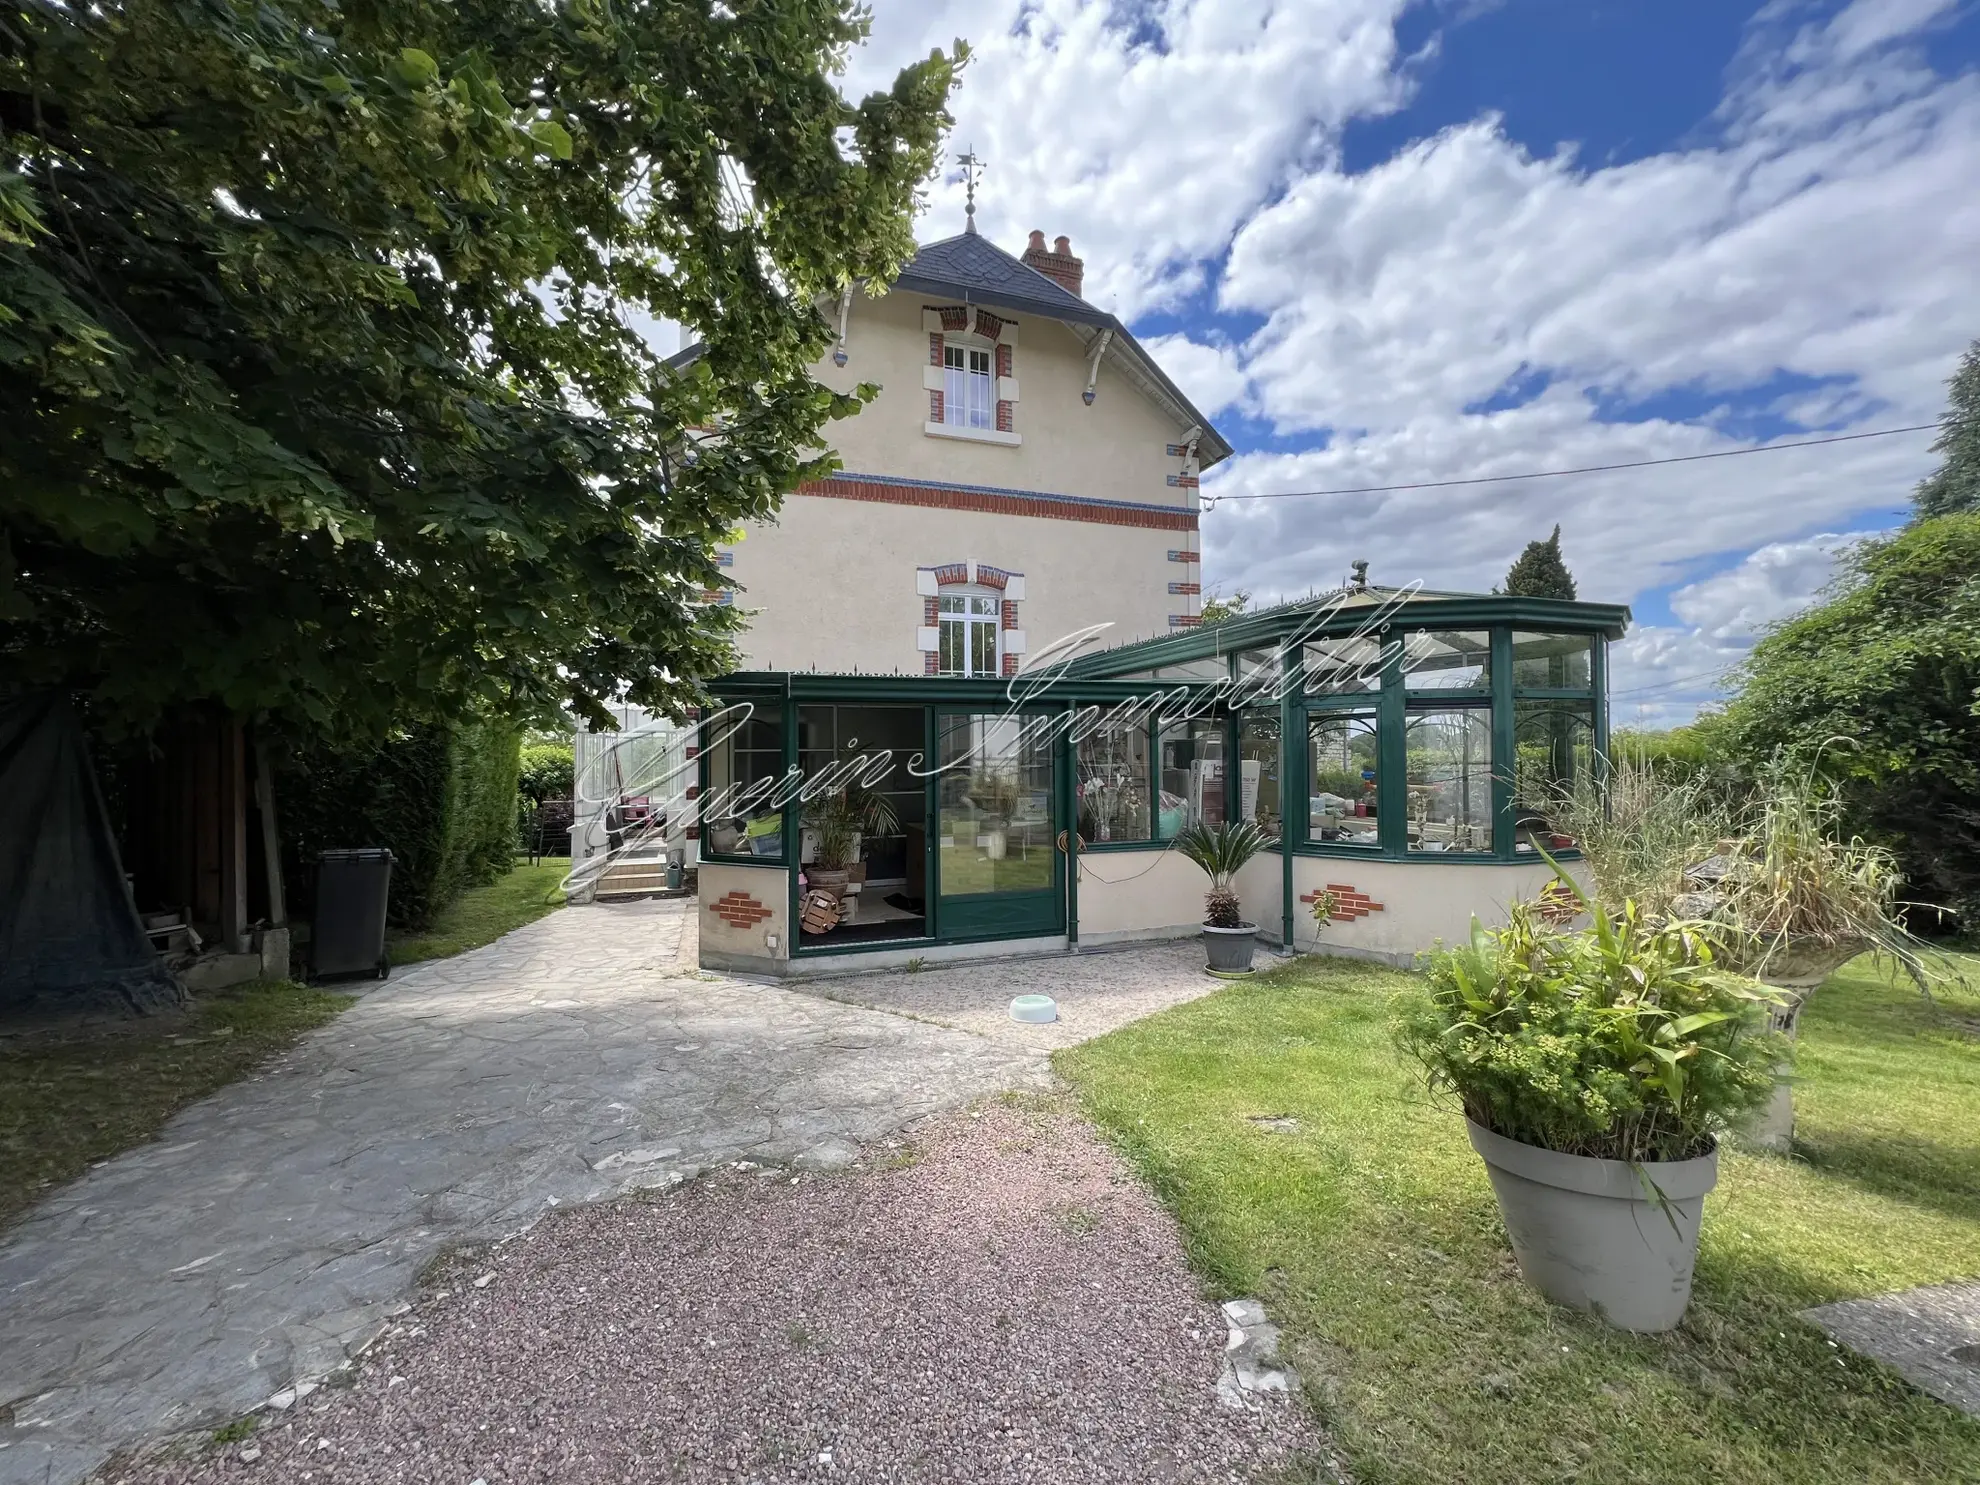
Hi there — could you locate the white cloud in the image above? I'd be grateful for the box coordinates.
[849,0,1417,316]
[1668,533,1853,639]
[840,0,1979,724]
[1137,332,1251,419]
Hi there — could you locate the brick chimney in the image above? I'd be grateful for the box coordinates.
[1021,229,1084,299]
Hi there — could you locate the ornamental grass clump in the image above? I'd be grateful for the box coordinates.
[1395,883,1786,1164]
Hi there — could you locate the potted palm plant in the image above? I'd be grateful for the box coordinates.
[803,784,899,903]
[1174,819,1275,974]
[1396,868,1783,1332]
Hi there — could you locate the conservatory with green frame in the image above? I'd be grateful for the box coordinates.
[693,586,1629,976]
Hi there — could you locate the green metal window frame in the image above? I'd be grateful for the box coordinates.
[697,596,1624,955]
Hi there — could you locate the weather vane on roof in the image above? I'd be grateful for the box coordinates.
[957,146,984,234]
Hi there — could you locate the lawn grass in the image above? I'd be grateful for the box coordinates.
[1057,951,1980,1484]
[386,857,570,966]
[0,980,352,1232]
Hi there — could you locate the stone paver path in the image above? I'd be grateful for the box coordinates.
[1804,1278,1980,1418]
[799,936,1226,1053]
[3,899,1125,1485]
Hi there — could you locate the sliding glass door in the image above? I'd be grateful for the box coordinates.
[933,712,1063,942]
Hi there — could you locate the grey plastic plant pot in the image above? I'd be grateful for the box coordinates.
[1466,1120,1719,1333]
[1202,923,1258,973]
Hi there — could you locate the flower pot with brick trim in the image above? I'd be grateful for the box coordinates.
[1175,819,1275,974]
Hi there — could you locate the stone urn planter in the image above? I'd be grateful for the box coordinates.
[1742,938,1862,1153]
[1203,922,1259,974]
[1466,1120,1720,1333]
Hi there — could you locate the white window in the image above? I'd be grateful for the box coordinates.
[937,589,1001,676]
[943,343,994,430]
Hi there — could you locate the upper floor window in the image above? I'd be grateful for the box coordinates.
[937,589,1000,676]
[943,344,994,430]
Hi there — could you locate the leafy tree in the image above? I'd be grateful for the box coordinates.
[2,0,959,742]
[1914,339,1980,519]
[1504,525,1577,599]
[1717,514,1980,921]
[1198,589,1251,625]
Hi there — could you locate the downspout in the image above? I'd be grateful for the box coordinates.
[1280,675,1296,954]
[831,283,854,367]
[1082,328,1114,405]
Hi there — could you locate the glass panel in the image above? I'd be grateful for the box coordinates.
[1107,658,1231,684]
[1237,712,1282,834]
[1511,631,1593,691]
[1233,646,1286,686]
[969,615,998,676]
[1076,718,1152,843]
[937,617,964,676]
[937,715,1056,894]
[702,706,786,858]
[1305,634,1385,694]
[1402,630,1491,692]
[943,359,966,426]
[1404,709,1493,853]
[1306,710,1380,846]
[1158,719,1225,832]
[1513,702,1595,854]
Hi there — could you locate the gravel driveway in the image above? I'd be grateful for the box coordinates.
[109,1102,1318,1484]
[0,902,1236,1484]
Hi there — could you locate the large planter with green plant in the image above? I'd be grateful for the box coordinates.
[1463,1119,1721,1331]
[1397,870,1784,1333]
[801,781,899,919]
[1175,819,1275,974]
[1551,750,1941,1156]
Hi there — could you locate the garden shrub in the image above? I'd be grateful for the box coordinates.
[278,715,523,929]
[1395,893,1783,1162]
[518,742,575,803]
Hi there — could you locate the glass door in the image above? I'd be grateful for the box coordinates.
[933,712,1064,942]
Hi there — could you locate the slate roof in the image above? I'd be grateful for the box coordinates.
[666,230,1234,468]
[894,231,1109,327]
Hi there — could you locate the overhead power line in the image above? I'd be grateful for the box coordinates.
[1204,422,1939,505]
[1610,667,1736,698]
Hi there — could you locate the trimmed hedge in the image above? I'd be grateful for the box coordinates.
[278,715,523,929]
[518,742,574,803]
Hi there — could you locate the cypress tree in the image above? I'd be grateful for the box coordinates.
[1504,526,1578,599]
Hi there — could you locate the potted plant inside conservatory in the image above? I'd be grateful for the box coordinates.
[802,785,899,906]
[1395,867,1784,1332]
[1175,819,1275,974]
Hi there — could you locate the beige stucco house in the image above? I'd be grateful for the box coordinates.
[680,224,1235,676]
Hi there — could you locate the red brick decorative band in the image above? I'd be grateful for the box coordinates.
[800,475,1197,532]
[1306,885,1385,922]
[709,890,773,929]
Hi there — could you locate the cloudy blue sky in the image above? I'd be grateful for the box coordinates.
[840,0,1980,726]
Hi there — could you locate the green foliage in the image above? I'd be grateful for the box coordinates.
[1197,589,1250,624]
[278,715,521,928]
[1718,514,1980,921]
[517,742,574,803]
[1174,817,1274,926]
[803,778,899,870]
[1608,724,1735,785]
[1,0,959,742]
[1503,524,1578,600]
[1395,888,1783,1162]
[1914,340,1980,518]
